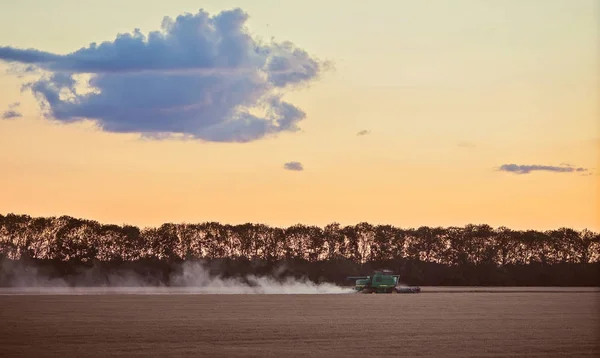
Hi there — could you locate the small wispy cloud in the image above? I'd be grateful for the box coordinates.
[457,141,476,148]
[1,110,22,119]
[356,130,370,136]
[498,163,589,175]
[283,161,303,171]
[2,102,22,119]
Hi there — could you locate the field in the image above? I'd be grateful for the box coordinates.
[1,288,599,357]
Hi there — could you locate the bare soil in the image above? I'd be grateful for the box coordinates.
[1,290,598,357]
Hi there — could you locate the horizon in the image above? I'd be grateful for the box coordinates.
[1,211,598,233]
[1,0,598,232]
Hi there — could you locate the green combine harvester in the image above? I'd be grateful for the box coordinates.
[347,270,421,293]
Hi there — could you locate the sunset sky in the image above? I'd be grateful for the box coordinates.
[0,0,598,231]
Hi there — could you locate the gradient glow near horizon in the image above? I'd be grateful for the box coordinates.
[0,0,598,231]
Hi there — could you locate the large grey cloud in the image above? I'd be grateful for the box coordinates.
[0,8,330,142]
[498,163,588,175]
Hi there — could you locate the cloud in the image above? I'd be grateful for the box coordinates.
[457,141,476,148]
[1,102,22,119]
[283,161,303,171]
[356,129,370,136]
[1,110,22,119]
[498,163,589,175]
[0,8,330,142]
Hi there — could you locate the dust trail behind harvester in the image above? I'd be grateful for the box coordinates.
[0,260,354,295]
[170,262,353,294]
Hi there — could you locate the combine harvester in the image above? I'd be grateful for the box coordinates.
[347,270,421,294]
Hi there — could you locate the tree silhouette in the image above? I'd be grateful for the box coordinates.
[0,213,598,286]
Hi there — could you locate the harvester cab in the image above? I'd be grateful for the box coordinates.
[346,270,420,294]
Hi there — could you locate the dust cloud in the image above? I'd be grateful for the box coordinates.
[0,260,354,295]
[170,262,353,294]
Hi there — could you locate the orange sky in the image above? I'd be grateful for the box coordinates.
[0,0,598,231]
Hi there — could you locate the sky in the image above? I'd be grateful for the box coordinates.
[0,0,598,231]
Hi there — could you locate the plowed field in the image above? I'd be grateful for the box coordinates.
[1,289,598,357]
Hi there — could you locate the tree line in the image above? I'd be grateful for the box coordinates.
[1,213,599,286]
